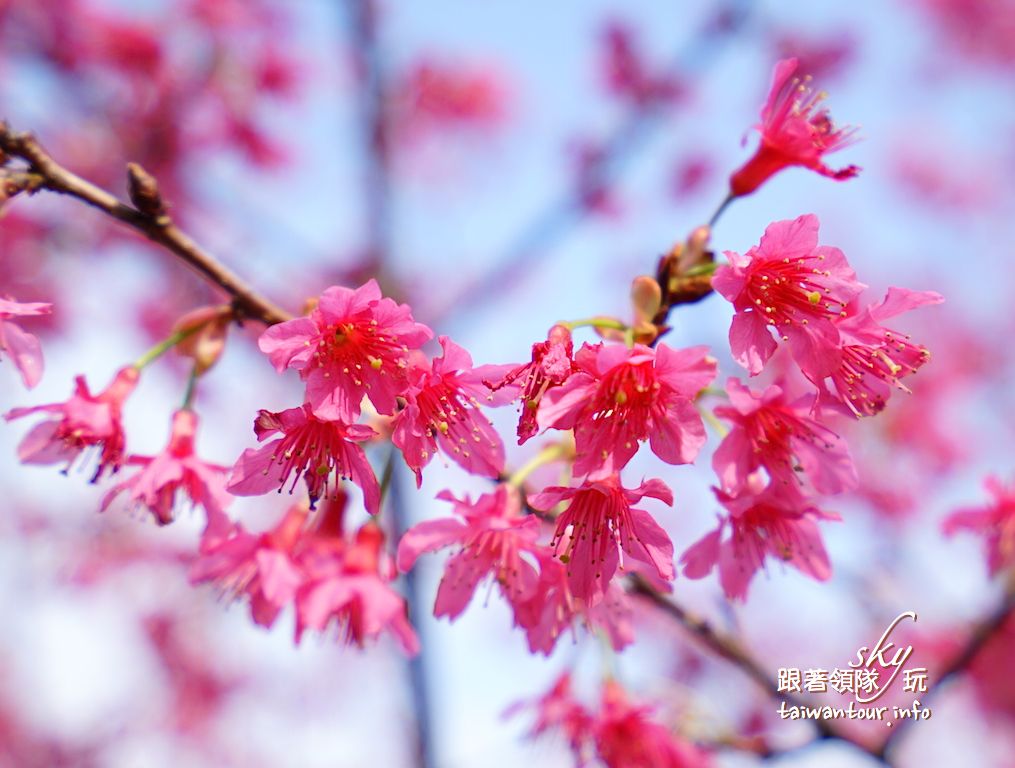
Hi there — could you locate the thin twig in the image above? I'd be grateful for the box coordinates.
[0,122,292,326]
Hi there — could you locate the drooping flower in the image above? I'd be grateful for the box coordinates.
[5,366,139,481]
[192,501,419,654]
[0,297,52,389]
[729,57,859,197]
[257,279,432,421]
[295,522,419,655]
[227,403,380,514]
[510,672,593,757]
[681,477,839,600]
[529,475,675,602]
[483,324,577,444]
[943,476,1015,576]
[537,342,716,477]
[816,287,943,418]
[391,336,505,485]
[101,409,232,527]
[512,548,635,656]
[397,485,541,619]
[593,682,712,768]
[712,377,856,495]
[712,214,865,379]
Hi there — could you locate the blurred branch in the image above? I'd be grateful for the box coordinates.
[0,121,292,325]
[627,574,892,765]
[872,577,1015,762]
[428,0,752,326]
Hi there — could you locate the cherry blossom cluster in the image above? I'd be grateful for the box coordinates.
[1,58,945,661]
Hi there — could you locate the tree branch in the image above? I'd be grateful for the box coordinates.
[0,121,292,326]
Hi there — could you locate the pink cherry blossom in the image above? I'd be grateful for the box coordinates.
[5,365,139,481]
[397,484,541,620]
[295,523,419,655]
[391,336,505,485]
[593,681,712,768]
[943,476,1015,576]
[512,672,592,757]
[816,287,943,418]
[483,324,577,444]
[227,403,380,514]
[712,377,857,495]
[712,214,866,379]
[100,409,232,527]
[257,279,432,421]
[537,342,716,477]
[192,501,418,654]
[730,57,859,197]
[529,475,675,603]
[0,297,52,388]
[190,503,309,630]
[512,547,634,655]
[681,478,840,600]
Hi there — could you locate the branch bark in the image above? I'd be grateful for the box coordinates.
[0,122,292,326]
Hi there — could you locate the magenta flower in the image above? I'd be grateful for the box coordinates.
[594,682,712,768]
[190,504,309,630]
[529,475,675,603]
[5,366,139,481]
[712,214,866,379]
[227,403,380,514]
[817,287,943,418]
[101,409,232,527]
[391,336,506,485]
[257,279,432,421]
[512,548,634,656]
[397,485,541,620]
[681,478,839,600]
[483,324,577,444]
[295,523,419,655]
[0,297,52,389]
[192,502,418,654]
[512,673,592,756]
[730,57,859,197]
[712,377,857,495]
[943,476,1015,576]
[537,342,716,477]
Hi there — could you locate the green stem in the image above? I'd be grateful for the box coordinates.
[181,366,199,409]
[508,443,567,488]
[708,192,735,228]
[562,317,628,332]
[700,406,729,438]
[133,325,201,370]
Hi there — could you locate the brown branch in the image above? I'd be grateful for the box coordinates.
[872,578,1015,762]
[627,574,892,765]
[0,121,292,326]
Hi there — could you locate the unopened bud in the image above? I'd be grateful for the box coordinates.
[173,305,231,374]
[126,162,165,217]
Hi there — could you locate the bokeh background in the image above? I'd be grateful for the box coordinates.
[1,0,1014,766]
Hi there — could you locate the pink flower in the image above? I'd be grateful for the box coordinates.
[391,336,505,485]
[100,409,232,527]
[5,366,139,481]
[730,57,859,197]
[712,214,865,379]
[529,475,675,602]
[257,279,432,421]
[537,342,716,477]
[511,673,592,756]
[192,502,419,654]
[593,682,712,768]
[712,377,856,495]
[397,485,541,620]
[0,297,52,388]
[681,479,839,600]
[816,287,943,418]
[191,504,309,629]
[943,476,1015,576]
[483,324,577,444]
[513,548,635,656]
[227,404,380,514]
[295,523,419,655]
